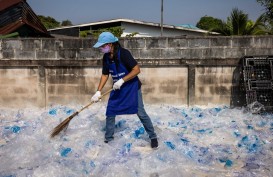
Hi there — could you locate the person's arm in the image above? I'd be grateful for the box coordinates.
[120,48,140,82]
[97,74,109,91]
[113,48,140,90]
[122,64,140,82]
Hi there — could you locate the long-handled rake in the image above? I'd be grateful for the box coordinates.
[50,89,112,138]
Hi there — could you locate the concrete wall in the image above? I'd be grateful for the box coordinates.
[0,36,272,108]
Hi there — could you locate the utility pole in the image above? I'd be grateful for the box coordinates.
[161,0,163,36]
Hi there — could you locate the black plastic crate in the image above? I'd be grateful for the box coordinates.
[246,90,257,105]
[269,58,273,67]
[270,59,273,80]
[243,66,272,80]
[247,80,273,90]
[271,67,273,81]
[246,90,273,107]
[243,56,269,66]
[268,56,273,61]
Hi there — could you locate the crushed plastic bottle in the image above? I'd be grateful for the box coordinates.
[133,127,145,138]
[119,143,132,156]
[0,104,272,176]
[10,126,20,133]
[115,120,126,128]
[164,141,175,150]
[48,108,57,115]
[247,101,265,114]
[61,148,72,157]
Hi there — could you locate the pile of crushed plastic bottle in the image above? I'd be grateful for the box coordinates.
[0,102,272,176]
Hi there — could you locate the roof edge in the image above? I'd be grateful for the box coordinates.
[48,18,219,34]
[0,0,25,11]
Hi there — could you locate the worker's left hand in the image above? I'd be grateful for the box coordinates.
[113,78,124,90]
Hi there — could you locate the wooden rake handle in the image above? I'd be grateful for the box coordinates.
[78,89,113,113]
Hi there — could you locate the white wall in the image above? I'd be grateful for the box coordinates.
[121,22,205,37]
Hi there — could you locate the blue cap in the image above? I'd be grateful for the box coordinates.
[93,32,119,48]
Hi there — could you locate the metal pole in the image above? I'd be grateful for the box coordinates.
[161,0,163,36]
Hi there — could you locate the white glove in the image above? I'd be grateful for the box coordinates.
[113,78,124,90]
[91,91,101,102]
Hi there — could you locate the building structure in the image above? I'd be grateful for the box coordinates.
[48,18,218,38]
[0,0,50,37]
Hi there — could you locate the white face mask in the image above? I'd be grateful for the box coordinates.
[100,45,111,53]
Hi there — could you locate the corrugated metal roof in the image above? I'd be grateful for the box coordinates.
[0,21,24,34]
[49,18,219,35]
[0,0,24,11]
[178,24,200,29]
[0,0,50,37]
[21,2,49,34]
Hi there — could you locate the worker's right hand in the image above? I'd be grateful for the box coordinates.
[91,91,101,102]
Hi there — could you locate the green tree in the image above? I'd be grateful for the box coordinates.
[61,20,73,26]
[38,15,60,29]
[80,30,89,38]
[90,27,124,38]
[79,27,124,38]
[196,16,223,31]
[266,19,273,34]
[125,32,139,37]
[212,8,267,35]
[257,0,273,19]
[257,0,273,34]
